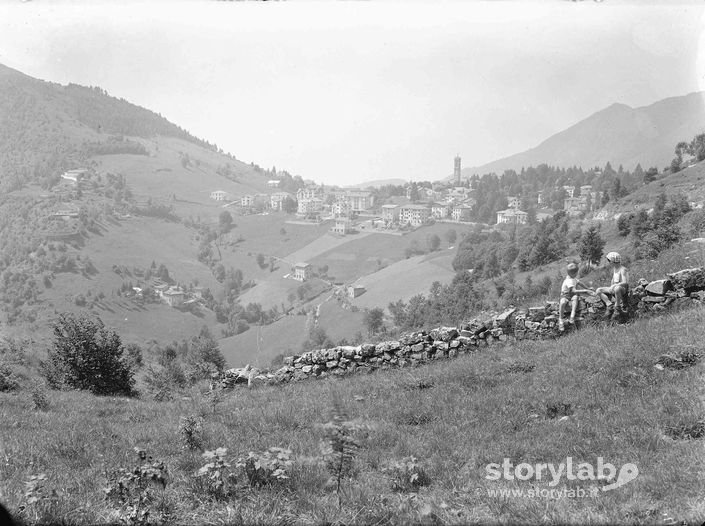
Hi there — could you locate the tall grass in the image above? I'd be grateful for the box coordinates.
[1,305,704,524]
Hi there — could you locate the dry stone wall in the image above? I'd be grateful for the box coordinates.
[220,267,705,389]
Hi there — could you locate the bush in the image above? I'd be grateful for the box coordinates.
[42,313,135,396]
[382,456,431,492]
[0,362,20,392]
[236,447,294,487]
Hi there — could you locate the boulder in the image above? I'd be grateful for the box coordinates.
[667,267,705,292]
[645,279,673,296]
[494,307,517,328]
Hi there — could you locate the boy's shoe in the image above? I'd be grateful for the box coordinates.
[558,320,565,331]
[603,307,614,320]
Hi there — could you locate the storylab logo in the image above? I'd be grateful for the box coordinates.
[485,457,639,496]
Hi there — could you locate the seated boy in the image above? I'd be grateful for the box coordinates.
[559,262,594,331]
[596,251,629,320]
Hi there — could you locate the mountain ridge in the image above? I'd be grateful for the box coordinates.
[462,91,705,177]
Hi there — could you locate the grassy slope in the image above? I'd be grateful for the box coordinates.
[613,161,705,213]
[349,250,455,309]
[1,306,703,525]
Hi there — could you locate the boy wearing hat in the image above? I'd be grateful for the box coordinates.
[558,262,594,331]
[596,251,629,319]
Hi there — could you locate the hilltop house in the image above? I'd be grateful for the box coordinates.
[210,190,228,201]
[381,204,400,225]
[399,204,431,227]
[347,285,366,298]
[240,194,268,209]
[293,262,312,281]
[343,190,375,212]
[61,169,86,184]
[431,203,450,219]
[162,287,185,307]
[267,180,281,188]
[332,199,352,218]
[331,217,352,235]
[297,197,323,217]
[270,191,293,211]
[507,196,521,209]
[496,208,528,225]
[452,204,473,222]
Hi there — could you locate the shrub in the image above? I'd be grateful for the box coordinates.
[143,363,187,401]
[29,382,50,410]
[179,415,204,451]
[194,448,236,501]
[382,456,432,492]
[0,362,20,392]
[42,313,135,396]
[18,473,60,524]
[104,448,169,525]
[236,447,294,488]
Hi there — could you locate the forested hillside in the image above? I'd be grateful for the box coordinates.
[0,63,227,192]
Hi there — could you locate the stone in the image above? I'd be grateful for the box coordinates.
[528,307,545,322]
[430,326,459,341]
[645,279,673,296]
[411,342,424,353]
[691,290,705,302]
[341,346,358,359]
[642,296,667,303]
[326,360,339,369]
[449,349,457,358]
[302,365,313,373]
[383,352,393,361]
[494,307,517,328]
[667,267,705,292]
[283,356,296,366]
[361,343,376,357]
[434,341,449,351]
[449,340,460,349]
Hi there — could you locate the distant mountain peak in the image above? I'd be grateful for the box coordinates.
[462,91,705,177]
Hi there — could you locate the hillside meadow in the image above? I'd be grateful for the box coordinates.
[1,305,703,525]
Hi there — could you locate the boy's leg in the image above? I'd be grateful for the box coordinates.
[559,298,568,321]
[614,285,628,313]
[596,287,614,319]
[569,296,579,321]
[595,287,612,307]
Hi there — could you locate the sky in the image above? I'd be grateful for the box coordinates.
[0,0,704,187]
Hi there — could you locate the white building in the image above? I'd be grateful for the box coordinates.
[399,204,431,226]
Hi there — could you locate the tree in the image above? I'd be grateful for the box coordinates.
[578,226,605,267]
[427,234,441,252]
[363,307,385,336]
[42,313,135,396]
[643,167,658,185]
[187,329,226,372]
[218,211,233,233]
[690,133,705,162]
[256,253,266,268]
[282,197,297,214]
[445,229,457,246]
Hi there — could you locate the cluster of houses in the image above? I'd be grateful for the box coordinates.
[209,178,607,231]
[128,281,203,308]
